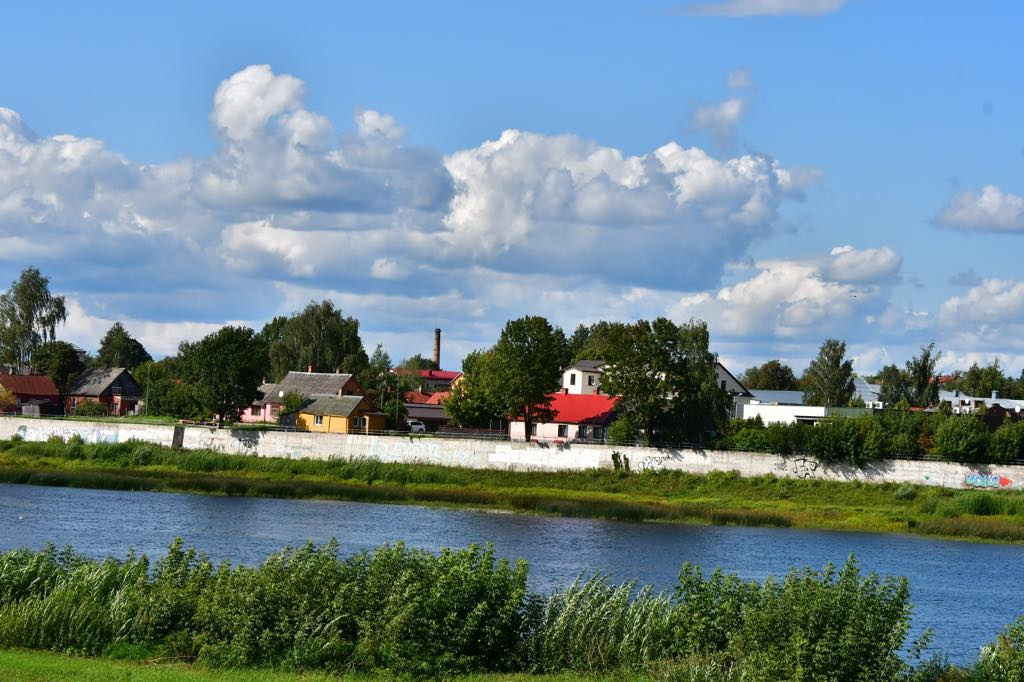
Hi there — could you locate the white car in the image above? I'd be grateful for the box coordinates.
[406,419,427,433]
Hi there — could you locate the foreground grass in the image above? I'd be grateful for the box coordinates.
[2,437,1024,542]
[0,649,632,682]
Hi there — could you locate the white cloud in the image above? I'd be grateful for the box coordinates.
[727,68,755,90]
[825,245,902,283]
[939,279,1024,328]
[934,185,1024,232]
[685,0,848,17]
[690,97,747,143]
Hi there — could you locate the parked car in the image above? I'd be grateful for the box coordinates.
[406,419,427,433]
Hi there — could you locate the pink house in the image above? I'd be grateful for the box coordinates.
[240,370,365,423]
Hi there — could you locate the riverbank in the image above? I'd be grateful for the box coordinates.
[3,437,1024,542]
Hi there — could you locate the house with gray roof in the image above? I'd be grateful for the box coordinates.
[241,371,366,423]
[282,393,386,433]
[67,367,142,416]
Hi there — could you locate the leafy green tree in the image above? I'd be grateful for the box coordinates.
[445,350,506,428]
[876,364,907,408]
[989,420,1024,463]
[267,300,368,382]
[904,342,940,408]
[279,391,306,418]
[95,322,152,370]
[947,358,1020,399]
[400,353,438,371]
[489,316,568,439]
[570,321,625,362]
[357,344,393,408]
[601,318,728,445]
[31,341,84,399]
[0,267,67,371]
[802,339,855,408]
[178,326,269,427]
[933,415,988,461]
[740,360,799,390]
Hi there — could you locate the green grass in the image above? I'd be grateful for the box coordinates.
[2,437,1024,542]
[0,649,642,681]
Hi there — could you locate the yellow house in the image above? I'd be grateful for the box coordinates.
[295,395,387,434]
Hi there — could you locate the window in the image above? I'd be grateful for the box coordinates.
[591,426,604,441]
[587,375,595,387]
[530,423,537,436]
[353,416,366,428]
[557,424,568,438]
[251,407,261,416]
[721,380,727,391]
[569,373,576,385]
[314,415,324,426]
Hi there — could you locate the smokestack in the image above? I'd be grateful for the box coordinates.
[433,328,441,368]
[307,365,313,373]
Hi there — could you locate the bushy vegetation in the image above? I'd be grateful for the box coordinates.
[716,412,1024,464]
[0,541,948,679]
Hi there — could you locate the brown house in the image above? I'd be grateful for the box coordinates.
[0,373,61,414]
[67,368,143,416]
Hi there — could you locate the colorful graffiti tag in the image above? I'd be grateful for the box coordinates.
[964,472,1013,488]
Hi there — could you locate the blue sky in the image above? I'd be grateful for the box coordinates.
[2,0,1023,375]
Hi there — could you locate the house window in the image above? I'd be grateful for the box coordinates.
[530,423,537,436]
[591,426,604,441]
[557,424,568,438]
[251,407,261,416]
[314,415,324,426]
[353,416,366,428]
[587,375,595,387]
[569,373,576,385]
[721,380,727,391]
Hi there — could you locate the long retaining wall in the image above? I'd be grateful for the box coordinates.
[1,417,1021,492]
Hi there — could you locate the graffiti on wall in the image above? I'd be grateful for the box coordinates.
[16,423,119,445]
[965,472,1013,489]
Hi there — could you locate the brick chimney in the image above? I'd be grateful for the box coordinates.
[433,328,441,368]
[307,365,313,373]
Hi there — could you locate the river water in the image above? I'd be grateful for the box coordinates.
[1,482,1021,665]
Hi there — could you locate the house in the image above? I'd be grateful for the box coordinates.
[404,403,450,432]
[940,389,1024,415]
[241,370,365,423]
[509,392,619,442]
[418,369,462,393]
[291,395,386,434]
[67,368,143,416]
[734,388,871,425]
[562,360,605,395]
[0,373,61,414]
[424,391,450,405]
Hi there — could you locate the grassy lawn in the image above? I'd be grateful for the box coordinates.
[2,437,1024,542]
[0,649,629,681]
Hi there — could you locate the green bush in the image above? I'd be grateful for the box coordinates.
[933,416,989,461]
[72,400,110,417]
[606,418,640,445]
[989,421,1024,463]
[894,485,917,501]
[971,616,1024,681]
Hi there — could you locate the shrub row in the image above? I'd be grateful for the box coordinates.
[0,541,930,679]
[716,413,1024,465]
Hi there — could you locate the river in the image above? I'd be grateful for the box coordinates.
[1,482,1021,665]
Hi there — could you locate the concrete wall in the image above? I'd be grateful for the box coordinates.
[2,416,1022,492]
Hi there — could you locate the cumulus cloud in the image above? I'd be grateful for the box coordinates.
[685,0,848,16]
[939,279,1024,328]
[668,245,900,339]
[690,97,747,143]
[934,185,1024,232]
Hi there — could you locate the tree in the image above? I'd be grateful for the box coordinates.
[357,344,394,408]
[267,301,368,381]
[95,322,152,370]
[31,341,85,399]
[0,267,67,371]
[178,326,269,427]
[601,318,728,445]
[802,339,855,408]
[904,342,940,408]
[445,350,506,428]
[489,316,568,440]
[876,364,907,408]
[947,358,1020,399]
[400,353,438,371]
[740,360,799,390]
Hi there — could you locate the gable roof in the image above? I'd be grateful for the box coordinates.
[403,390,433,404]
[299,394,368,418]
[0,373,59,398]
[419,369,462,381]
[516,392,619,425]
[270,371,356,400]
[425,391,450,405]
[569,359,605,373]
[68,368,139,398]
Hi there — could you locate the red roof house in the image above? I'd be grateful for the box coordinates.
[0,373,61,412]
[510,392,619,442]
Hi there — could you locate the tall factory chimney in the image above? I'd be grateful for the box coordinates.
[433,328,441,368]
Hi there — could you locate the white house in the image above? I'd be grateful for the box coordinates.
[509,392,619,442]
[561,360,605,395]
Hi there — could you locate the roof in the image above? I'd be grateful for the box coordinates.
[405,404,450,421]
[419,369,462,381]
[516,392,619,425]
[569,360,605,372]
[403,390,433,404]
[68,368,138,398]
[749,389,806,405]
[299,395,366,417]
[425,391,450,405]
[269,371,355,401]
[0,373,59,398]
[939,390,1024,411]
[852,376,882,404]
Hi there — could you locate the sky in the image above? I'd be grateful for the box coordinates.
[1,0,1023,376]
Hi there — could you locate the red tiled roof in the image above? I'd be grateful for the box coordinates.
[425,391,450,405]
[0,373,59,398]
[516,392,619,425]
[402,390,433,404]
[419,369,462,381]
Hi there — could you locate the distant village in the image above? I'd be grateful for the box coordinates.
[1,267,1023,457]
